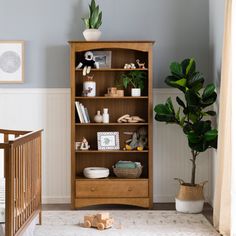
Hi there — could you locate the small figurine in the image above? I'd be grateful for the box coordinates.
[136,59,146,69]
[84,213,114,230]
[80,137,90,150]
[105,87,124,97]
[124,63,136,69]
[124,127,148,151]
[76,51,99,76]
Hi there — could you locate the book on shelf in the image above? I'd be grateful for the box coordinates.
[75,102,90,123]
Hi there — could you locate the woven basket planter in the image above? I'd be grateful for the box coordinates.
[113,166,143,178]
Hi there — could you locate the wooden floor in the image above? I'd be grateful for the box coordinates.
[42,203,213,225]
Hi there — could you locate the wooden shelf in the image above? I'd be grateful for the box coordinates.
[75,150,149,153]
[76,177,149,181]
[76,68,148,72]
[75,96,148,100]
[75,123,148,126]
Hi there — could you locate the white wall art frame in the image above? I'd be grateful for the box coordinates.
[92,51,112,68]
[0,41,24,83]
[97,132,120,150]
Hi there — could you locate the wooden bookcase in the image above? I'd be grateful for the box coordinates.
[69,41,154,209]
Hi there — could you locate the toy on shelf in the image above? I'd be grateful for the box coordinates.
[136,59,146,69]
[76,137,90,150]
[84,213,114,230]
[105,87,124,97]
[124,127,148,151]
[76,51,99,76]
[124,63,136,69]
[117,114,145,123]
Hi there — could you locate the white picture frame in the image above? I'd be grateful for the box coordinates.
[92,51,112,68]
[97,132,120,150]
[0,41,24,83]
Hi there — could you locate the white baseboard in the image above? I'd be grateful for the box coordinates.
[42,196,71,204]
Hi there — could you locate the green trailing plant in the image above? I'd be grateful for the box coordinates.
[82,0,102,29]
[154,58,218,185]
[121,71,147,90]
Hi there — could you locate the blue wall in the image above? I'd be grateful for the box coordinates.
[0,0,209,88]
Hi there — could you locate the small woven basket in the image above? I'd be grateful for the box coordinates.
[113,166,143,178]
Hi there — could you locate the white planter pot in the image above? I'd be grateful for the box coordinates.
[175,198,204,213]
[131,88,141,97]
[83,81,96,97]
[83,29,101,41]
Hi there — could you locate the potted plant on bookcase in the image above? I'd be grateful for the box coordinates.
[82,0,102,41]
[154,58,218,213]
[121,71,147,96]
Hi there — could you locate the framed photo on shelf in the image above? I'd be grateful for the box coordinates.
[92,51,112,68]
[97,132,120,150]
[0,41,24,83]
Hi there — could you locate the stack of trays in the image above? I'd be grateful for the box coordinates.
[83,167,109,179]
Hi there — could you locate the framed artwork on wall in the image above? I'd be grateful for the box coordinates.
[0,41,24,83]
[97,132,120,150]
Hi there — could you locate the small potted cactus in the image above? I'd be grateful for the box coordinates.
[82,0,102,41]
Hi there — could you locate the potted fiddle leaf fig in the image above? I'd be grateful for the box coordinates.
[154,58,218,213]
[121,71,147,96]
[82,0,102,41]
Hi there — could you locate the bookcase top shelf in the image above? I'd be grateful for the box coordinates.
[69,40,155,44]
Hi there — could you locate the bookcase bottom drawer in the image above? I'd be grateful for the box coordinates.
[75,179,148,198]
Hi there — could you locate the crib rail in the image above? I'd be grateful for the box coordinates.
[0,129,43,236]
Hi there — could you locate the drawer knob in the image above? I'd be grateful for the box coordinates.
[128,186,133,192]
[90,187,96,192]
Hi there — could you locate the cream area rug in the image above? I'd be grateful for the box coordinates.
[34,210,219,236]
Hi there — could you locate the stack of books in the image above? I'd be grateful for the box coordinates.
[75,102,90,123]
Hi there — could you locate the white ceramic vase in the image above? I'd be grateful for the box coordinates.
[83,81,96,97]
[131,88,141,97]
[83,29,101,41]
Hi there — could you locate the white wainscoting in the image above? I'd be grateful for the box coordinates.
[0,88,213,204]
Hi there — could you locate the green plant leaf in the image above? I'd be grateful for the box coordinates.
[206,110,216,116]
[166,97,175,113]
[187,72,204,91]
[202,83,215,99]
[82,18,90,29]
[192,120,211,135]
[204,129,218,141]
[95,12,102,29]
[187,131,201,144]
[186,58,196,76]
[165,76,186,92]
[170,62,183,78]
[176,96,185,108]
[154,104,176,123]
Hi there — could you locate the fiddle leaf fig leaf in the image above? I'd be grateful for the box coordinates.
[170,62,183,78]
[206,110,216,116]
[176,96,185,108]
[204,129,218,141]
[186,58,196,76]
[202,84,215,99]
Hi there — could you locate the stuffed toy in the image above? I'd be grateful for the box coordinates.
[76,51,99,76]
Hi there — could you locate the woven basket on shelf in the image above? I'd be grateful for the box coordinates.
[112,166,143,178]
